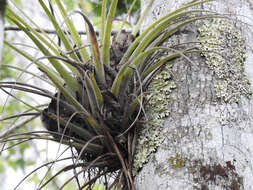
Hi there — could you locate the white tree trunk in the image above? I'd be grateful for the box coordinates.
[135,0,253,189]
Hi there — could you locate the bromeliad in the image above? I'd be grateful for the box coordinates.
[3,0,217,189]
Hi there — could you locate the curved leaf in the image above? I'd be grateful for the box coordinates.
[55,0,90,61]
[75,11,105,84]
[7,15,80,92]
[100,0,107,44]
[115,0,138,41]
[124,93,146,120]
[38,0,80,64]
[43,111,94,141]
[89,73,104,108]
[102,0,118,66]
[6,8,59,55]
[111,47,168,97]
[5,42,96,129]
[132,0,154,37]
[118,0,213,66]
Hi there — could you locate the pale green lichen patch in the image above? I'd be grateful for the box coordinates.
[198,19,252,103]
[133,66,176,174]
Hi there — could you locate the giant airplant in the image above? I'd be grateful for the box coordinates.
[1,0,217,189]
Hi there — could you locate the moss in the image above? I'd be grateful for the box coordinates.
[133,66,176,174]
[198,19,252,103]
[168,153,188,169]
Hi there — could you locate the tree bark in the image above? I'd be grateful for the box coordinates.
[135,0,253,189]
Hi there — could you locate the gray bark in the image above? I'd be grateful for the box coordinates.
[135,0,253,189]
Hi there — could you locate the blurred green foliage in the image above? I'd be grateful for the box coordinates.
[58,0,140,16]
[0,36,16,80]
[87,0,140,17]
[0,94,36,173]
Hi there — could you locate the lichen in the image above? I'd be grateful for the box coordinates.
[133,66,176,174]
[198,19,252,103]
[168,153,188,169]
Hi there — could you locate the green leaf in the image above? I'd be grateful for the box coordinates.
[118,0,213,66]
[5,42,93,118]
[38,0,81,75]
[62,0,75,10]
[19,143,30,155]
[7,146,16,158]
[7,160,18,171]
[6,8,59,55]
[111,47,168,97]
[89,73,104,109]
[141,56,177,82]
[129,10,209,63]
[132,0,154,37]
[100,0,107,44]
[115,0,138,41]
[112,12,216,97]
[1,64,53,84]
[55,0,90,62]
[28,173,41,184]
[124,93,146,120]
[16,158,25,170]
[6,15,80,93]
[102,0,118,66]
[26,160,36,166]
[44,111,95,141]
[141,50,199,88]
[88,0,140,17]
[76,11,106,84]
[82,74,104,136]
[0,160,5,173]
[5,41,64,86]
[92,185,106,190]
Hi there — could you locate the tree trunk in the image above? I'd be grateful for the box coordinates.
[135,0,253,189]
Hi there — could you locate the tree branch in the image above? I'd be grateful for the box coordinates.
[0,115,39,138]
[4,26,123,35]
[0,0,7,62]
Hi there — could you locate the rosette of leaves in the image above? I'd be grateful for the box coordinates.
[2,0,216,189]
